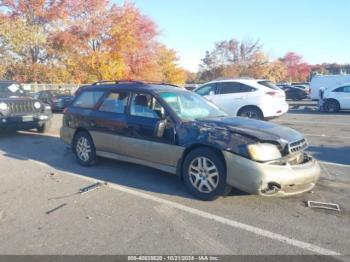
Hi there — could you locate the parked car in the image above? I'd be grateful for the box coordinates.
[278,85,308,100]
[310,74,350,100]
[183,84,198,91]
[34,90,73,112]
[0,80,52,132]
[321,84,350,112]
[193,79,288,120]
[60,80,320,200]
[292,85,311,95]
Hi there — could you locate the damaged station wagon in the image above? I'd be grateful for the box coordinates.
[60,81,320,200]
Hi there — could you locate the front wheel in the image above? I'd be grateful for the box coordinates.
[182,147,227,201]
[37,120,52,133]
[73,131,97,166]
[324,100,340,113]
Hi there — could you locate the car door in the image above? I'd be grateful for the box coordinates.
[122,92,183,168]
[333,86,350,109]
[88,90,130,155]
[212,82,245,115]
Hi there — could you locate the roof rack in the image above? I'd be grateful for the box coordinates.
[92,80,144,85]
[92,80,179,88]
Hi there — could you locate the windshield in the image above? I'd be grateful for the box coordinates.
[159,91,227,121]
[0,83,26,97]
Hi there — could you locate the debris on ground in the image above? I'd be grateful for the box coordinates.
[307,201,340,212]
[79,182,105,195]
[46,203,67,215]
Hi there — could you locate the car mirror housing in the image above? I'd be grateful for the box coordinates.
[154,119,167,138]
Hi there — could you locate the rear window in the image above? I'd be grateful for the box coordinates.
[72,91,104,109]
[258,81,280,90]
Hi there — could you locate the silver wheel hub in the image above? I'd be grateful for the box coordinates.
[189,157,219,193]
[76,137,91,162]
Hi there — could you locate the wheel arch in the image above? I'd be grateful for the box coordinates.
[176,144,226,180]
[72,127,91,146]
[237,105,264,118]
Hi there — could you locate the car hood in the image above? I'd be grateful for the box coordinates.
[0,96,35,102]
[195,117,304,143]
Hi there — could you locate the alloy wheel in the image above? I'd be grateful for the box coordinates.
[188,157,219,193]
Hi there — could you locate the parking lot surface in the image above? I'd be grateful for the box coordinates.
[0,103,349,256]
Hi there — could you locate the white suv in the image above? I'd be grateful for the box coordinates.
[322,84,350,112]
[194,79,288,120]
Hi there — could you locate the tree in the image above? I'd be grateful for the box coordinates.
[280,52,311,82]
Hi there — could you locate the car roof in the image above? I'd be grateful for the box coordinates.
[205,78,269,84]
[80,80,185,94]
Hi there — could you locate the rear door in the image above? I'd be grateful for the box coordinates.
[214,82,256,115]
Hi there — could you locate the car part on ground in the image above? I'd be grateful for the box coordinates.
[61,80,320,200]
[307,201,340,212]
[194,79,288,121]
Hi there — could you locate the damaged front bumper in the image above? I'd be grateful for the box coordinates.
[224,151,321,197]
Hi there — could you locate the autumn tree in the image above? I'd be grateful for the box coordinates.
[280,52,311,82]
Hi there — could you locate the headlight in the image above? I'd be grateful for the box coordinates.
[0,102,8,111]
[34,102,41,109]
[247,143,282,162]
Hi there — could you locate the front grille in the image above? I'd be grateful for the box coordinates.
[7,101,40,115]
[288,138,308,154]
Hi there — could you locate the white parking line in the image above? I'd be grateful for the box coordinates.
[275,120,350,126]
[0,151,342,256]
[320,161,350,168]
[304,133,350,139]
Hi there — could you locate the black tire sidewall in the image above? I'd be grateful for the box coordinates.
[182,147,227,201]
[239,107,263,120]
[325,100,339,112]
[73,131,97,166]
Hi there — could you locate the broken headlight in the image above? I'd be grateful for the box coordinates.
[247,143,282,162]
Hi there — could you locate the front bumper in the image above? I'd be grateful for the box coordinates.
[0,114,52,131]
[223,151,321,197]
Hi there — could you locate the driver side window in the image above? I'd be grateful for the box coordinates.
[130,93,166,119]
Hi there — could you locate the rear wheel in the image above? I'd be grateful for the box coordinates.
[238,106,263,120]
[324,99,340,113]
[73,131,97,166]
[182,147,227,201]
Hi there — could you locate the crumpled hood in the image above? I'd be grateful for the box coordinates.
[196,117,304,143]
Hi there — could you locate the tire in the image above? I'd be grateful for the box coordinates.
[73,131,97,166]
[238,106,263,120]
[182,147,227,201]
[37,119,52,133]
[324,100,340,113]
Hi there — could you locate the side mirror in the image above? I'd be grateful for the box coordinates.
[154,119,167,138]
[209,91,215,96]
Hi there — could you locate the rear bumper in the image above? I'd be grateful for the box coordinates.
[223,151,321,197]
[260,102,289,118]
[0,114,52,131]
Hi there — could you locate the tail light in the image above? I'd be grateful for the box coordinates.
[266,91,284,97]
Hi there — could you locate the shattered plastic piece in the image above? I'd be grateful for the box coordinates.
[79,182,104,194]
[46,203,67,215]
[307,201,340,212]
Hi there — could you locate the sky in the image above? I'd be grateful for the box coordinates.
[114,0,350,72]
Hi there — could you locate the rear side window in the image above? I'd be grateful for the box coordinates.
[72,91,104,109]
[99,92,129,113]
[217,82,241,94]
[258,81,280,90]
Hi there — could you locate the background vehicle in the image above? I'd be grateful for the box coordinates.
[183,84,198,91]
[321,84,350,112]
[0,80,52,132]
[292,84,311,95]
[61,80,319,200]
[310,74,350,100]
[278,85,308,100]
[34,90,73,112]
[194,79,288,120]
